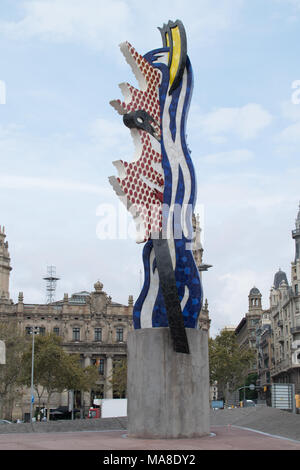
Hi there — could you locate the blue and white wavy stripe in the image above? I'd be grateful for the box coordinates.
[133,50,202,329]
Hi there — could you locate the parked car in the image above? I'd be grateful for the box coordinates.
[49,406,80,420]
[0,419,12,424]
[244,399,256,407]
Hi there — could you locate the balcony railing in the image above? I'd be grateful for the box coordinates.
[270,357,291,375]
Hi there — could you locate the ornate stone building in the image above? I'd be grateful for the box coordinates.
[0,226,12,303]
[236,203,300,400]
[192,214,212,333]
[257,205,300,396]
[0,225,133,417]
[0,214,211,419]
[235,287,265,374]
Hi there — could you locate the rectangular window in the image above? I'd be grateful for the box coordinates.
[116,327,124,342]
[25,326,40,335]
[73,327,80,341]
[53,327,59,336]
[39,327,46,336]
[99,359,104,375]
[92,358,105,375]
[94,328,102,342]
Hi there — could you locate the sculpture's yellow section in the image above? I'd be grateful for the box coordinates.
[169,25,181,90]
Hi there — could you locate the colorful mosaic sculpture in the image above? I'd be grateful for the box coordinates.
[109,20,202,352]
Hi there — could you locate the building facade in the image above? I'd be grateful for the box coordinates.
[192,213,212,333]
[235,287,265,374]
[260,205,300,395]
[0,226,12,302]
[0,278,133,418]
[236,203,300,399]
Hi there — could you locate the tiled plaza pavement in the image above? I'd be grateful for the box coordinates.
[0,407,300,450]
[0,426,300,450]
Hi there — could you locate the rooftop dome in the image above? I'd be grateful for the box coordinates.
[273,269,288,290]
[249,286,260,295]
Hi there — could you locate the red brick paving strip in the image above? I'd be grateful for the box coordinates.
[0,427,300,451]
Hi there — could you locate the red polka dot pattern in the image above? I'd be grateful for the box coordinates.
[115,42,161,139]
[117,130,163,242]
[111,42,164,243]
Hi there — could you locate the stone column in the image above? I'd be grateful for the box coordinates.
[83,355,91,368]
[0,227,12,301]
[127,327,210,439]
[105,355,113,399]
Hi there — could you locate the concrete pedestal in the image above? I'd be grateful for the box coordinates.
[127,327,210,439]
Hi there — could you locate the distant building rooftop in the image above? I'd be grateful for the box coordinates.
[273,269,288,289]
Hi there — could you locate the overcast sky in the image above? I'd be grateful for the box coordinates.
[0,0,299,337]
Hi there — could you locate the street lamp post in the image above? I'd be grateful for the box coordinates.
[238,383,257,406]
[29,326,39,423]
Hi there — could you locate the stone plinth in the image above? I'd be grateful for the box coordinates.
[127,327,210,439]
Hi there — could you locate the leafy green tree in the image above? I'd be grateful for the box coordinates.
[0,321,26,419]
[20,333,99,420]
[81,365,101,392]
[209,329,255,403]
[242,373,258,401]
[108,358,127,398]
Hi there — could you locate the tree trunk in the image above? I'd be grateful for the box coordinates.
[46,393,52,421]
[0,393,3,419]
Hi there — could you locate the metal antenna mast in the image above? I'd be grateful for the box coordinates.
[43,266,60,304]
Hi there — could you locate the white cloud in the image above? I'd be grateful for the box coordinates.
[0,0,245,52]
[0,0,298,339]
[0,0,132,51]
[193,103,273,142]
[209,269,271,337]
[0,174,108,195]
[278,100,300,149]
[89,117,128,148]
[279,121,300,143]
[281,100,300,121]
[197,165,300,337]
[197,166,300,211]
[0,123,24,138]
[277,0,300,9]
[201,148,254,165]
[88,116,134,162]
[127,0,245,47]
